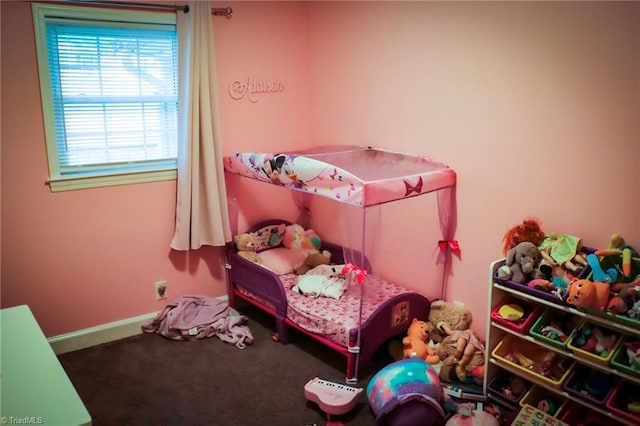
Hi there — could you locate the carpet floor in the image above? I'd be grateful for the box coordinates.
[58,299,397,426]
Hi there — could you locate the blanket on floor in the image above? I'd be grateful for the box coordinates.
[142,295,254,348]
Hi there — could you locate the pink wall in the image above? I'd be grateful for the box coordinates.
[1,1,638,341]
[305,1,640,337]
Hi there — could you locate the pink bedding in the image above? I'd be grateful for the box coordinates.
[238,273,413,347]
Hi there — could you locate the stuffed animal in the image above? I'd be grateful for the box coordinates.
[427,300,485,384]
[282,224,321,254]
[294,250,332,275]
[402,318,440,364]
[291,264,347,299]
[505,242,543,283]
[607,280,640,314]
[233,233,263,265]
[565,279,610,311]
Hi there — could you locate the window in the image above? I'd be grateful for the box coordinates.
[32,3,178,191]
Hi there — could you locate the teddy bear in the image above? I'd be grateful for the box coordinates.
[402,318,440,364]
[233,233,263,265]
[427,300,485,384]
[293,250,332,275]
[504,241,544,283]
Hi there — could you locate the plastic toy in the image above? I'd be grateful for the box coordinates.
[402,318,440,364]
[595,233,638,280]
[366,358,447,426]
[233,233,263,265]
[565,279,610,311]
[497,304,524,321]
[304,377,362,422]
[624,340,640,370]
[586,253,618,284]
[571,325,617,357]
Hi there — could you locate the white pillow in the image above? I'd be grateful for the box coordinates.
[259,247,307,275]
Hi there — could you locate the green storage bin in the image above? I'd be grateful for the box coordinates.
[529,309,581,348]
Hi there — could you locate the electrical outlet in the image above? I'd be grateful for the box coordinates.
[155,280,167,300]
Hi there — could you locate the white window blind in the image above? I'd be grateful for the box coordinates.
[33,3,178,191]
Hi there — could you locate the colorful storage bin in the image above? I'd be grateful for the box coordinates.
[611,336,640,378]
[518,385,567,417]
[567,322,622,365]
[558,401,612,425]
[563,364,617,407]
[493,247,595,306]
[605,379,640,425]
[529,309,581,349]
[487,368,530,405]
[491,336,574,388]
[490,297,539,334]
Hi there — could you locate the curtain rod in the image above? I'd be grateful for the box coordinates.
[53,1,233,18]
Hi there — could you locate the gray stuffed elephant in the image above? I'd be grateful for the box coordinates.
[505,241,542,283]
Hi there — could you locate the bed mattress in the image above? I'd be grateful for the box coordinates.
[237,273,414,346]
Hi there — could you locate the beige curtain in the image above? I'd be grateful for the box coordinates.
[171,2,231,250]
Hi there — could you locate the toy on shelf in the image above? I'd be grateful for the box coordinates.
[623,340,640,370]
[402,318,440,364]
[565,279,610,312]
[564,365,615,405]
[501,217,546,257]
[537,233,588,273]
[569,324,618,359]
[503,242,545,284]
[595,233,638,281]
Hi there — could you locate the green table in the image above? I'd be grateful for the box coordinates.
[1,305,91,425]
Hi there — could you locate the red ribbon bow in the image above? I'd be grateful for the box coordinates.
[342,263,368,285]
[436,240,461,264]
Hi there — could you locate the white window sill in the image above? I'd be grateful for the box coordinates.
[48,169,177,192]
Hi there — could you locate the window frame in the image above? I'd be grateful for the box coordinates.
[32,2,178,192]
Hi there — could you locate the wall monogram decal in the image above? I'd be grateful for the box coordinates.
[229,77,284,103]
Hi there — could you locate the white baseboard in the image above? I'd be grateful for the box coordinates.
[48,311,159,355]
[48,295,229,355]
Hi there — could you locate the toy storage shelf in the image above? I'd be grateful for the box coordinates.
[486,259,640,426]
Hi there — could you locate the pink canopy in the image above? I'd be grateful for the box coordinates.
[223,145,456,207]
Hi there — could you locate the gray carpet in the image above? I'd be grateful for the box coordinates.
[58,300,396,426]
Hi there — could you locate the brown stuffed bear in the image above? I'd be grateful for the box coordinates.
[428,300,485,384]
[234,233,263,265]
[293,250,331,275]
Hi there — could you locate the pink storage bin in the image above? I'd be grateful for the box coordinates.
[605,379,640,425]
[490,297,540,334]
[558,401,613,425]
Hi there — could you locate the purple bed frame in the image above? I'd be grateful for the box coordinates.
[226,219,432,383]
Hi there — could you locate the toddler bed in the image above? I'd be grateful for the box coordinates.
[223,145,458,383]
[227,219,432,383]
